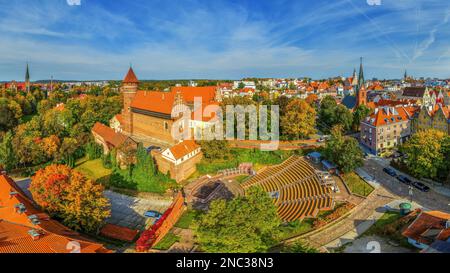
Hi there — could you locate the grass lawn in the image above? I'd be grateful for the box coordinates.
[363,211,416,250]
[235,175,250,184]
[75,157,112,182]
[364,211,404,236]
[175,210,203,229]
[342,172,374,197]
[277,218,314,240]
[196,149,298,175]
[152,232,180,250]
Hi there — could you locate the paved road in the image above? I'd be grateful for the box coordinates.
[363,157,450,213]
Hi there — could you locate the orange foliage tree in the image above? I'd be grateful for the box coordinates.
[30,164,110,233]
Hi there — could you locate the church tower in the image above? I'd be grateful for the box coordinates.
[351,68,358,86]
[356,57,367,107]
[25,63,30,92]
[121,67,139,135]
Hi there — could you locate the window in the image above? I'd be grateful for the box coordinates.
[164,122,169,130]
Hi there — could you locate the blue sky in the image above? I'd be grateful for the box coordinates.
[0,0,449,80]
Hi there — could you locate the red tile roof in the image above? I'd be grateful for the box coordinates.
[0,174,111,253]
[169,140,200,160]
[402,210,450,245]
[364,106,418,127]
[92,122,128,148]
[123,67,139,84]
[130,86,218,116]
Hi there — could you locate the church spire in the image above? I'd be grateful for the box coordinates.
[25,63,30,92]
[357,57,365,91]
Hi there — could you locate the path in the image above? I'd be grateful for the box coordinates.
[302,186,397,249]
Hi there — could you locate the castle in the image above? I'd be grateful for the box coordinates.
[117,67,221,147]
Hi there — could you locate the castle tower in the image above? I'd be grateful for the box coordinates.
[356,57,367,107]
[25,63,30,92]
[121,67,139,134]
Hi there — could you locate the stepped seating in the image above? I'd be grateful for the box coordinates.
[244,156,335,222]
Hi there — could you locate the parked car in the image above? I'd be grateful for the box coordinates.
[144,210,162,219]
[397,175,412,185]
[383,167,397,177]
[412,182,430,192]
[146,146,161,153]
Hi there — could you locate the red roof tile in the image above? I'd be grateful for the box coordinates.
[92,122,128,148]
[169,140,200,160]
[402,210,450,245]
[0,175,111,253]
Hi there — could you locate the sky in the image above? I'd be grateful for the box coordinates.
[0,0,449,81]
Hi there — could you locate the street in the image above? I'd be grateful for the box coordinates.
[362,157,450,213]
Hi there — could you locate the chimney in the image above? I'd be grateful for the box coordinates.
[374,108,379,115]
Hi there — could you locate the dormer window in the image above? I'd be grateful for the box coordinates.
[14,203,27,214]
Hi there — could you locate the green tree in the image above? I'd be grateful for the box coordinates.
[352,105,371,132]
[323,125,364,173]
[318,96,353,133]
[0,98,21,132]
[199,140,231,160]
[0,131,17,171]
[194,187,281,253]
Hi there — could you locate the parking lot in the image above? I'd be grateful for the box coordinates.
[104,190,172,230]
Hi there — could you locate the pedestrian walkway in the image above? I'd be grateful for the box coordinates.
[324,199,423,250]
[302,187,397,249]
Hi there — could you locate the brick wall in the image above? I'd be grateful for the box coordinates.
[154,151,203,183]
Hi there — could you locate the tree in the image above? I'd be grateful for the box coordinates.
[352,105,371,132]
[30,164,110,233]
[194,187,281,253]
[281,99,316,140]
[318,96,353,133]
[323,125,364,173]
[0,98,21,132]
[0,131,17,171]
[399,129,446,180]
[333,104,353,132]
[281,241,319,253]
[199,140,231,160]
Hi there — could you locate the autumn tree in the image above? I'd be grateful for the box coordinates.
[30,164,110,233]
[399,129,448,180]
[281,99,316,140]
[194,187,281,253]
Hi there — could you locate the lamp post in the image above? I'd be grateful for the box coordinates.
[408,185,413,203]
